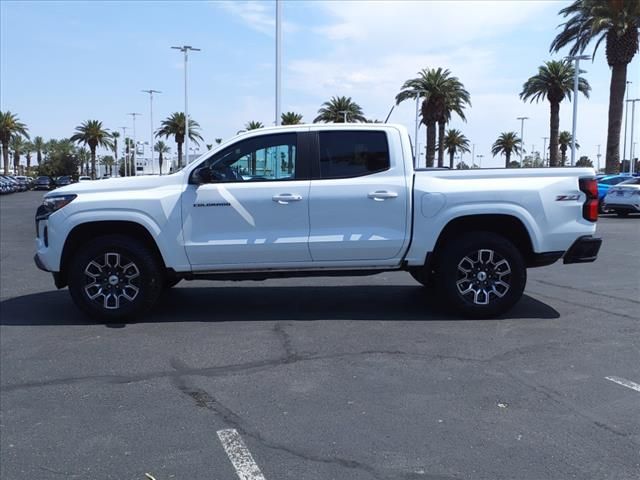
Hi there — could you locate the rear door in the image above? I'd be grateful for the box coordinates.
[308,128,410,262]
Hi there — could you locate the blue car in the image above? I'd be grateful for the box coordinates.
[597,175,633,212]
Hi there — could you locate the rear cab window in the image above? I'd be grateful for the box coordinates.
[317,130,390,179]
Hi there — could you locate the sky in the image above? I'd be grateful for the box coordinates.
[1,0,639,169]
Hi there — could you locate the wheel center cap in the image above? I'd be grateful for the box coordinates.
[108,275,119,286]
[477,271,487,281]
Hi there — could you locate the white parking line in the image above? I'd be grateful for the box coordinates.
[605,376,640,393]
[217,429,267,480]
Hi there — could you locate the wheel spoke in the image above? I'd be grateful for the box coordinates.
[84,261,103,278]
[455,248,512,305]
[84,251,140,310]
[105,252,121,268]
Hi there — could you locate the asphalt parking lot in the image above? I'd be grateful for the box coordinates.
[1,191,639,480]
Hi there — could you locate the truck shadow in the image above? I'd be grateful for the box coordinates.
[0,285,559,326]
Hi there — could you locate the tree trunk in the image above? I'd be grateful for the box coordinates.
[437,121,445,168]
[425,120,436,168]
[26,153,31,170]
[505,151,510,169]
[159,152,163,176]
[90,148,96,179]
[37,151,42,165]
[449,150,455,169]
[14,153,20,174]
[549,101,560,167]
[560,147,567,166]
[605,63,627,173]
[177,142,183,169]
[2,142,8,175]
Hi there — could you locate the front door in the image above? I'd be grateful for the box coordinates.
[181,132,312,268]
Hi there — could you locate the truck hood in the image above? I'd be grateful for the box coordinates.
[46,174,184,196]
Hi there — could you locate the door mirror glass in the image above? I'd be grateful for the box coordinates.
[192,166,213,185]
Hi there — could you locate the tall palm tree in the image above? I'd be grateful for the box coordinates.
[491,132,523,168]
[156,112,203,168]
[281,112,304,125]
[0,111,29,175]
[10,135,27,174]
[558,131,581,166]
[550,0,640,173]
[245,121,264,130]
[314,96,366,123]
[520,60,590,167]
[77,147,90,176]
[443,129,470,169]
[154,140,170,176]
[32,136,45,165]
[110,131,120,165]
[70,120,113,179]
[24,141,34,171]
[396,68,470,168]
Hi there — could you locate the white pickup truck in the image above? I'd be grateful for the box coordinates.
[35,124,602,320]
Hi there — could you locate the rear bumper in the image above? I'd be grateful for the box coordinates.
[603,203,640,213]
[563,236,602,264]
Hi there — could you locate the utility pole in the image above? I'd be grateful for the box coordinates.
[517,117,529,163]
[142,89,161,174]
[542,137,548,166]
[566,54,590,166]
[120,126,128,176]
[275,0,282,126]
[172,45,201,168]
[623,81,632,164]
[128,113,141,176]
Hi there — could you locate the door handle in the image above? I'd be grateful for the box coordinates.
[272,193,302,204]
[368,190,398,201]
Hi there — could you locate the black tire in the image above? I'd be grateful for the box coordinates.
[435,232,526,318]
[68,234,163,321]
[409,268,431,287]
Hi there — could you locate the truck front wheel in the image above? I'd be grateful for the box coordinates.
[436,232,526,318]
[67,235,163,321]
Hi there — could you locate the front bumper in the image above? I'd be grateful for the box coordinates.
[563,236,602,264]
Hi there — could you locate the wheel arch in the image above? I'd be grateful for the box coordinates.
[58,220,167,288]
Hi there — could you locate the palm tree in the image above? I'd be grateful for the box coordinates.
[110,131,120,165]
[443,129,470,169]
[154,141,170,175]
[156,112,203,168]
[491,132,523,168]
[10,135,27,174]
[32,136,45,165]
[245,121,264,130]
[520,60,590,167]
[70,120,113,179]
[550,0,640,173]
[281,112,304,125]
[0,111,29,175]
[77,147,90,176]
[24,141,34,171]
[314,96,366,123]
[100,155,115,175]
[558,131,581,166]
[396,68,471,168]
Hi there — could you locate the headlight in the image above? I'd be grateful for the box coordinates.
[36,194,77,220]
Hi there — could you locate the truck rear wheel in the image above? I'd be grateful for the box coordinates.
[68,235,163,321]
[436,232,526,318]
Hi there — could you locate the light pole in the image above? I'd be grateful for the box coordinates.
[275,0,282,126]
[476,154,484,168]
[338,110,349,123]
[596,144,601,172]
[517,116,529,163]
[628,98,640,175]
[142,89,161,174]
[415,95,420,168]
[120,126,128,176]
[172,45,201,168]
[128,113,141,176]
[566,54,590,166]
[542,137,548,166]
[623,81,632,163]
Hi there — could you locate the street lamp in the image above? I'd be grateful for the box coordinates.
[338,110,349,123]
[627,98,640,175]
[517,117,529,162]
[566,54,590,166]
[476,154,484,168]
[172,45,201,168]
[596,144,601,172]
[120,126,128,176]
[623,81,632,163]
[542,137,548,166]
[128,113,141,176]
[142,89,161,174]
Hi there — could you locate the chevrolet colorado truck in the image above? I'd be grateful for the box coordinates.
[34,124,602,320]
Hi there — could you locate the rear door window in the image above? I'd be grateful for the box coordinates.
[317,131,390,179]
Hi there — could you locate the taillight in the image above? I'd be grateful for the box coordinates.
[579,177,598,222]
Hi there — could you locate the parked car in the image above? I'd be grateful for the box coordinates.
[7,175,28,191]
[15,175,31,190]
[0,176,15,194]
[33,176,55,190]
[34,124,602,321]
[55,176,73,187]
[597,174,632,212]
[603,177,640,216]
[78,176,92,182]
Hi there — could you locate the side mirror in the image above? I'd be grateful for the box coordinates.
[192,166,213,185]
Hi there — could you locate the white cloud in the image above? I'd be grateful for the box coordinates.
[217,1,298,35]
